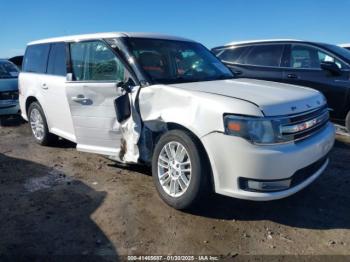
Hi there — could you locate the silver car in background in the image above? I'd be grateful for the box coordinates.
[0,60,20,118]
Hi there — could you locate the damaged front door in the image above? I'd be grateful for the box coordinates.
[65,40,134,157]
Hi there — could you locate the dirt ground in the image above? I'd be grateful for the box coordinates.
[0,118,349,260]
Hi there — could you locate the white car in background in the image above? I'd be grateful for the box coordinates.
[19,33,335,209]
[339,43,350,51]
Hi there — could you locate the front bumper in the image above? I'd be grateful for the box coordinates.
[201,122,335,201]
[0,100,20,116]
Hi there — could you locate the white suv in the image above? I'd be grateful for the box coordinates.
[19,32,335,209]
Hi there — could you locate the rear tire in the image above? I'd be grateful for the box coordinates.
[28,102,58,146]
[0,116,4,126]
[152,129,210,210]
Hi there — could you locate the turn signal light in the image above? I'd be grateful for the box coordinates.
[227,122,241,132]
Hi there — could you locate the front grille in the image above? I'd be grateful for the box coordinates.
[291,154,328,187]
[280,105,329,142]
[0,91,19,100]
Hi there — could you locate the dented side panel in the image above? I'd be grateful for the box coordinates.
[138,85,263,138]
[117,87,142,163]
[67,82,263,165]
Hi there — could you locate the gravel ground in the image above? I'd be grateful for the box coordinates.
[0,119,349,260]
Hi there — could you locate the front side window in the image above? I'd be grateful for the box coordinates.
[0,61,19,79]
[216,46,248,63]
[323,44,350,62]
[318,50,345,69]
[242,44,284,67]
[125,38,233,84]
[70,41,128,81]
[289,44,345,69]
[23,44,50,73]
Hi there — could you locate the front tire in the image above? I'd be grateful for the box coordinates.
[346,111,350,133]
[28,102,57,146]
[152,129,210,210]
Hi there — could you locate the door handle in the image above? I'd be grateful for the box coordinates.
[42,83,48,90]
[233,70,243,76]
[72,95,87,102]
[287,74,298,79]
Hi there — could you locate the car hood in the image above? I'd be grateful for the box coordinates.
[0,78,18,92]
[169,78,326,116]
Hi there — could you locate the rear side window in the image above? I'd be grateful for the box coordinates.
[47,43,67,76]
[242,44,284,67]
[217,46,248,63]
[23,44,50,73]
[70,41,127,81]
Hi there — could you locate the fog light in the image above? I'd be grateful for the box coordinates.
[240,178,291,192]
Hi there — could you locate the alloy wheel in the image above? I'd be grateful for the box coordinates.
[157,141,192,197]
[30,108,45,141]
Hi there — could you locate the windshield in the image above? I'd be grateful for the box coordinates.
[125,38,234,84]
[0,61,19,79]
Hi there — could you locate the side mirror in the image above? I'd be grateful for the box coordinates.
[116,78,135,93]
[320,61,341,76]
[114,94,131,123]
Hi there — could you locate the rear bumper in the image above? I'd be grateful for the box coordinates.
[201,122,335,201]
[0,100,20,116]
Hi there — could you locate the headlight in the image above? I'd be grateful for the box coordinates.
[224,115,286,144]
[224,106,329,145]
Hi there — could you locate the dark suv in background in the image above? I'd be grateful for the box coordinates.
[212,40,350,131]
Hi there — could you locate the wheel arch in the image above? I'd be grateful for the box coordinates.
[25,96,52,130]
[150,121,215,192]
[25,96,39,115]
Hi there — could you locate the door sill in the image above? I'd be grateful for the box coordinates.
[77,144,119,157]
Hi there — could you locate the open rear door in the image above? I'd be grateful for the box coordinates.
[65,40,136,158]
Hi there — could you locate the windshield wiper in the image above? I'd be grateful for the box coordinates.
[173,76,202,83]
[0,76,16,79]
[152,75,233,84]
[152,77,201,84]
[200,74,234,82]
[215,74,235,80]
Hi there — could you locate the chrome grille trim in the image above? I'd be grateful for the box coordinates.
[262,104,328,120]
[280,106,330,142]
[281,109,329,135]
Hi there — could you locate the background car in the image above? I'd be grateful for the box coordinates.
[339,44,350,51]
[212,39,350,132]
[8,56,23,71]
[0,59,20,121]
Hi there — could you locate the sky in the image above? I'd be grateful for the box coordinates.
[1,0,350,58]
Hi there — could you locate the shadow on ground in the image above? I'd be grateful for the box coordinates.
[109,162,152,176]
[0,116,24,127]
[53,138,77,149]
[0,153,117,261]
[114,138,350,231]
